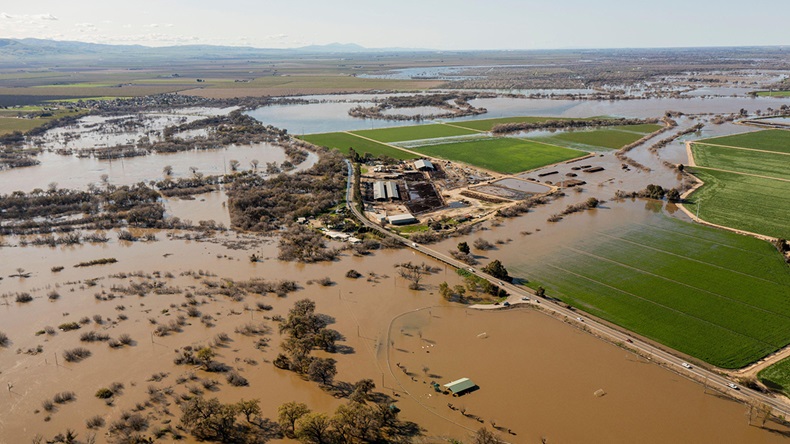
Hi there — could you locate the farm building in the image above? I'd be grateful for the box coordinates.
[373,181,400,201]
[385,181,400,200]
[443,378,477,396]
[414,159,435,171]
[373,181,387,201]
[387,213,417,225]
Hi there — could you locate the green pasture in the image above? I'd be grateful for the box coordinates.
[448,116,576,132]
[533,126,660,151]
[756,91,790,97]
[758,357,790,397]
[410,137,585,174]
[300,132,416,160]
[691,144,790,181]
[516,216,790,369]
[687,169,790,239]
[697,129,790,154]
[351,124,478,142]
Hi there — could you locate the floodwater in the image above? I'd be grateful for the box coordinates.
[2,92,790,442]
[390,307,790,443]
[1,232,787,442]
[246,94,789,134]
[164,190,231,227]
[0,143,318,194]
[246,102,422,135]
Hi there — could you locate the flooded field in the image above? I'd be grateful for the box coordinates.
[1,91,789,442]
[245,94,788,134]
[0,143,317,194]
[390,307,790,443]
[1,231,787,442]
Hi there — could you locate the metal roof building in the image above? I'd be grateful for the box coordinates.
[387,213,417,225]
[385,181,400,200]
[373,181,387,201]
[443,378,477,396]
[414,159,434,171]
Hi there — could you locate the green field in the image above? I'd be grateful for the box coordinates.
[697,129,790,154]
[515,216,790,369]
[300,132,416,160]
[448,116,576,132]
[0,117,43,134]
[758,357,790,397]
[351,124,478,142]
[410,137,585,174]
[691,143,790,181]
[0,108,88,135]
[687,169,790,239]
[756,91,790,97]
[533,125,662,151]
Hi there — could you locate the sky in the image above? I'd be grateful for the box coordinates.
[1,0,789,50]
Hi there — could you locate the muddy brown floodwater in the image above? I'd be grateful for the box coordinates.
[1,229,788,443]
[388,307,790,443]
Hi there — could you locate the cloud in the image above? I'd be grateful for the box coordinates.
[264,33,289,41]
[0,12,58,22]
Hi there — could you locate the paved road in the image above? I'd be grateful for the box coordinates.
[342,159,790,417]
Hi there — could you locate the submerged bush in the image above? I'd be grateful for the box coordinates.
[62,347,91,363]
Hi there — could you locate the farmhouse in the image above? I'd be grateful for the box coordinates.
[443,377,478,396]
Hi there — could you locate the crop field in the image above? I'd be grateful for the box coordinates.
[696,129,790,154]
[688,130,790,238]
[0,117,42,134]
[300,132,416,160]
[687,169,790,239]
[351,124,478,142]
[515,216,790,369]
[0,109,88,135]
[532,125,662,151]
[448,116,577,132]
[410,137,585,174]
[691,144,790,180]
[756,91,790,97]
[758,357,790,397]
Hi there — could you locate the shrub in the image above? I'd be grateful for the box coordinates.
[80,331,110,342]
[118,334,133,345]
[15,293,33,303]
[51,266,65,273]
[86,415,105,429]
[53,391,76,404]
[58,322,80,332]
[226,371,248,387]
[345,269,362,279]
[0,331,8,346]
[48,291,60,300]
[63,347,91,362]
[96,388,114,399]
[42,399,55,412]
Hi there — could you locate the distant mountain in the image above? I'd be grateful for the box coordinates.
[0,38,428,67]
